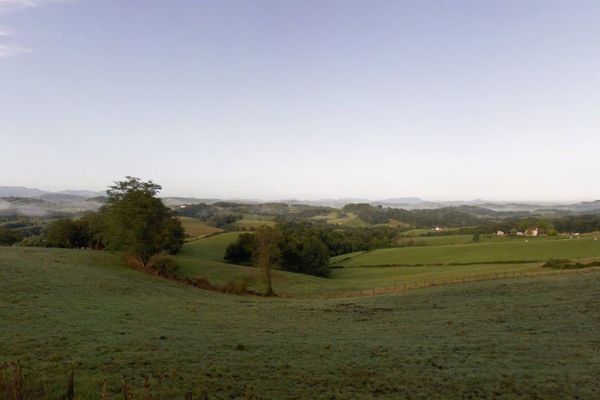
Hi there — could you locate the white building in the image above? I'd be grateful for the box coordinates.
[525,227,538,237]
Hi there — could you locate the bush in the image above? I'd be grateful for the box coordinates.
[18,235,47,248]
[0,226,20,245]
[224,233,255,264]
[221,277,254,294]
[45,218,88,248]
[543,258,600,269]
[147,253,178,276]
[543,258,571,268]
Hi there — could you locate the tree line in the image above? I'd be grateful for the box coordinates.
[224,221,401,277]
[341,203,481,227]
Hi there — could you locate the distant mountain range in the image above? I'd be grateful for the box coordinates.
[0,186,105,201]
[1,186,599,215]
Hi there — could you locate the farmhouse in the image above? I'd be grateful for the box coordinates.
[525,227,539,237]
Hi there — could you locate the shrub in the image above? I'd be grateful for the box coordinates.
[18,235,47,247]
[543,259,571,268]
[0,226,20,246]
[147,253,178,276]
[45,218,87,248]
[543,258,600,269]
[221,277,254,295]
[224,233,255,264]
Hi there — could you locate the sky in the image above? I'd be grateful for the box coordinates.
[0,0,599,201]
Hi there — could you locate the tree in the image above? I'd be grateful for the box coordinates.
[0,226,20,246]
[159,216,186,255]
[279,235,331,277]
[78,212,106,250]
[45,218,88,248]
[102,177,184,268]
[224,233,255,264]
[254,226,281,296]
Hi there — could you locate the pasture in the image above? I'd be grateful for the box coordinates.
[171,232,600,297]
[326,213,370,227]
[1,246,599,399]
[178,217,223,239]
[231,218,275,230]
[336,235,600,267]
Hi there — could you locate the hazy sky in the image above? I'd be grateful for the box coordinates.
[1,0,599,201]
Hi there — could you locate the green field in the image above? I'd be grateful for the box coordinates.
[337,236,600,267]
[178,217,223,239]
[231,218,276,230]
[394,234,476,246]
[166,232,600,297]
[1,246,599,399]
[178,232,242,261]
[326,213,370,227]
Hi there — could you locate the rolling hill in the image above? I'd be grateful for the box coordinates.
[1,246,599,399]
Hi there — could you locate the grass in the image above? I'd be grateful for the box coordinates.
[337,235,600,267]
[178,217,223,239]
[170,233,600,298]
[1,246,600,399]
[327,213,370,227]
[394,234,475,246]
[231,218,275,230]
[178,232,241,261]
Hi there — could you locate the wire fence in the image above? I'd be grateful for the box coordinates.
[310,266,600,299]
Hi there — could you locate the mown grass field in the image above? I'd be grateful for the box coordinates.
[394,234,476,246]
[326,213,370,227]
[231,218,275,230]
[1,246,599,399]
[171,232,600,297]
[178,217,223,239]
[336,235,600,267]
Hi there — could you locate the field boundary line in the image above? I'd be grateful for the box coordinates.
[314,267,600,299]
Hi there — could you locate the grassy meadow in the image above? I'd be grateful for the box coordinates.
[336,235,600,267]
[178,217,223,239]
[3,228,600,398]
[1,246,599,399]
[325,213,370,227]
[231,218,276,230]
[169,231,600,297]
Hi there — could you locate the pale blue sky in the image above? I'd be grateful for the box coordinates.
[1,0,599,201]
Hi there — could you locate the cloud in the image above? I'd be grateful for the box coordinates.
[0,0,72,58]
[0,42,30,57]
[0,0,69,14]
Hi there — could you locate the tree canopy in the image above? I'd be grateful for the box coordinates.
[101,177,184,267]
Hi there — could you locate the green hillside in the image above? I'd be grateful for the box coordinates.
[1,246,599,399]
[177,231,242,261]
[168,232,600,297]
[336,236,600,267]
[178,217,223,239]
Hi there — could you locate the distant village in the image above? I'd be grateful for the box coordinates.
[494,227,582,238]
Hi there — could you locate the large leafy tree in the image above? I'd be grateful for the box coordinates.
[102,177,184,267]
